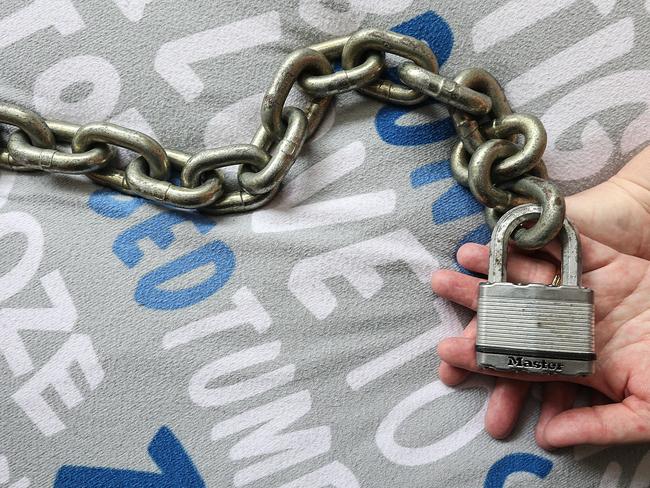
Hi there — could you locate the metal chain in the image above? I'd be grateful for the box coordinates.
[0,29,565,249]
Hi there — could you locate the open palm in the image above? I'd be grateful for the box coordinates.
[432,147,650,449]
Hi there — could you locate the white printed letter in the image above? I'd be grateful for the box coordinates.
[251,142,396,233]
[33,55,121,122]
[289,229,437,320]
[0,0,84,50]
[0,271,77,377]
[278,461,360,488]
[111,0,155,22]
[346,298,461,390]
[0,212,43,305]
[211,390,331,486]
[189,341,294,407]
[472,0,617,52]
[507,18,633,107]
[543,70,650,180]
[12,334,104,436]
[162,287,271,349]
[155,12,281,101]
[376,378,490,465]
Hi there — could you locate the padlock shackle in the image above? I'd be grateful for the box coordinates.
[488,204,583,286]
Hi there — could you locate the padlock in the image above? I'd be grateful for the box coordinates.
[476,203,596,376]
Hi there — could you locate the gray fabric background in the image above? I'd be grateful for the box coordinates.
[0,0,649,486]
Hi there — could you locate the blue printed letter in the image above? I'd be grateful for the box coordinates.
[135,240,235,310]
[114,212,215,268]
[484,453,553,488]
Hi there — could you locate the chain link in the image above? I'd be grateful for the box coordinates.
[449,68,516,153]
[0,102,56,171]
[398,63,492,115]
[7,120,115,174]
[341,29,439,105]
[261,48,333,141]
[300,35,385,97]
[245,106,308,195]
[0,29,566,248]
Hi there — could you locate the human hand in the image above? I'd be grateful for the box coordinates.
[432,146,650,449]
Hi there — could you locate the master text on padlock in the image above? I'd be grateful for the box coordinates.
[506,356,564,373]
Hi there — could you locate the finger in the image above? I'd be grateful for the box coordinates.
[458,231,618,280]
[439,361,469,386]
[539,396,650,448]
[463,317,477,337]
[457,243,556,284]
[431,270,482,310]
[457,235,621,307]
[539,233,618,274]
[530,232,634,322]
[485,378,531,439]
[535,382,577,450]
[439,319,476,386]
[437,337,589,385]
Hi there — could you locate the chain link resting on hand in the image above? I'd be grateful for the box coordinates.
[0,29,565,249]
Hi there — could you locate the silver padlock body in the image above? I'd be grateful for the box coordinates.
[476,282,595,376]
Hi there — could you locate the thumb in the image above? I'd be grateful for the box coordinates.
[567,146,650,259]
[539,396,650,448]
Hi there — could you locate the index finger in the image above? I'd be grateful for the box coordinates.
[437,336,591,386]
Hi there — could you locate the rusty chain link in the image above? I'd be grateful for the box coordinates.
[0,29,565,249]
